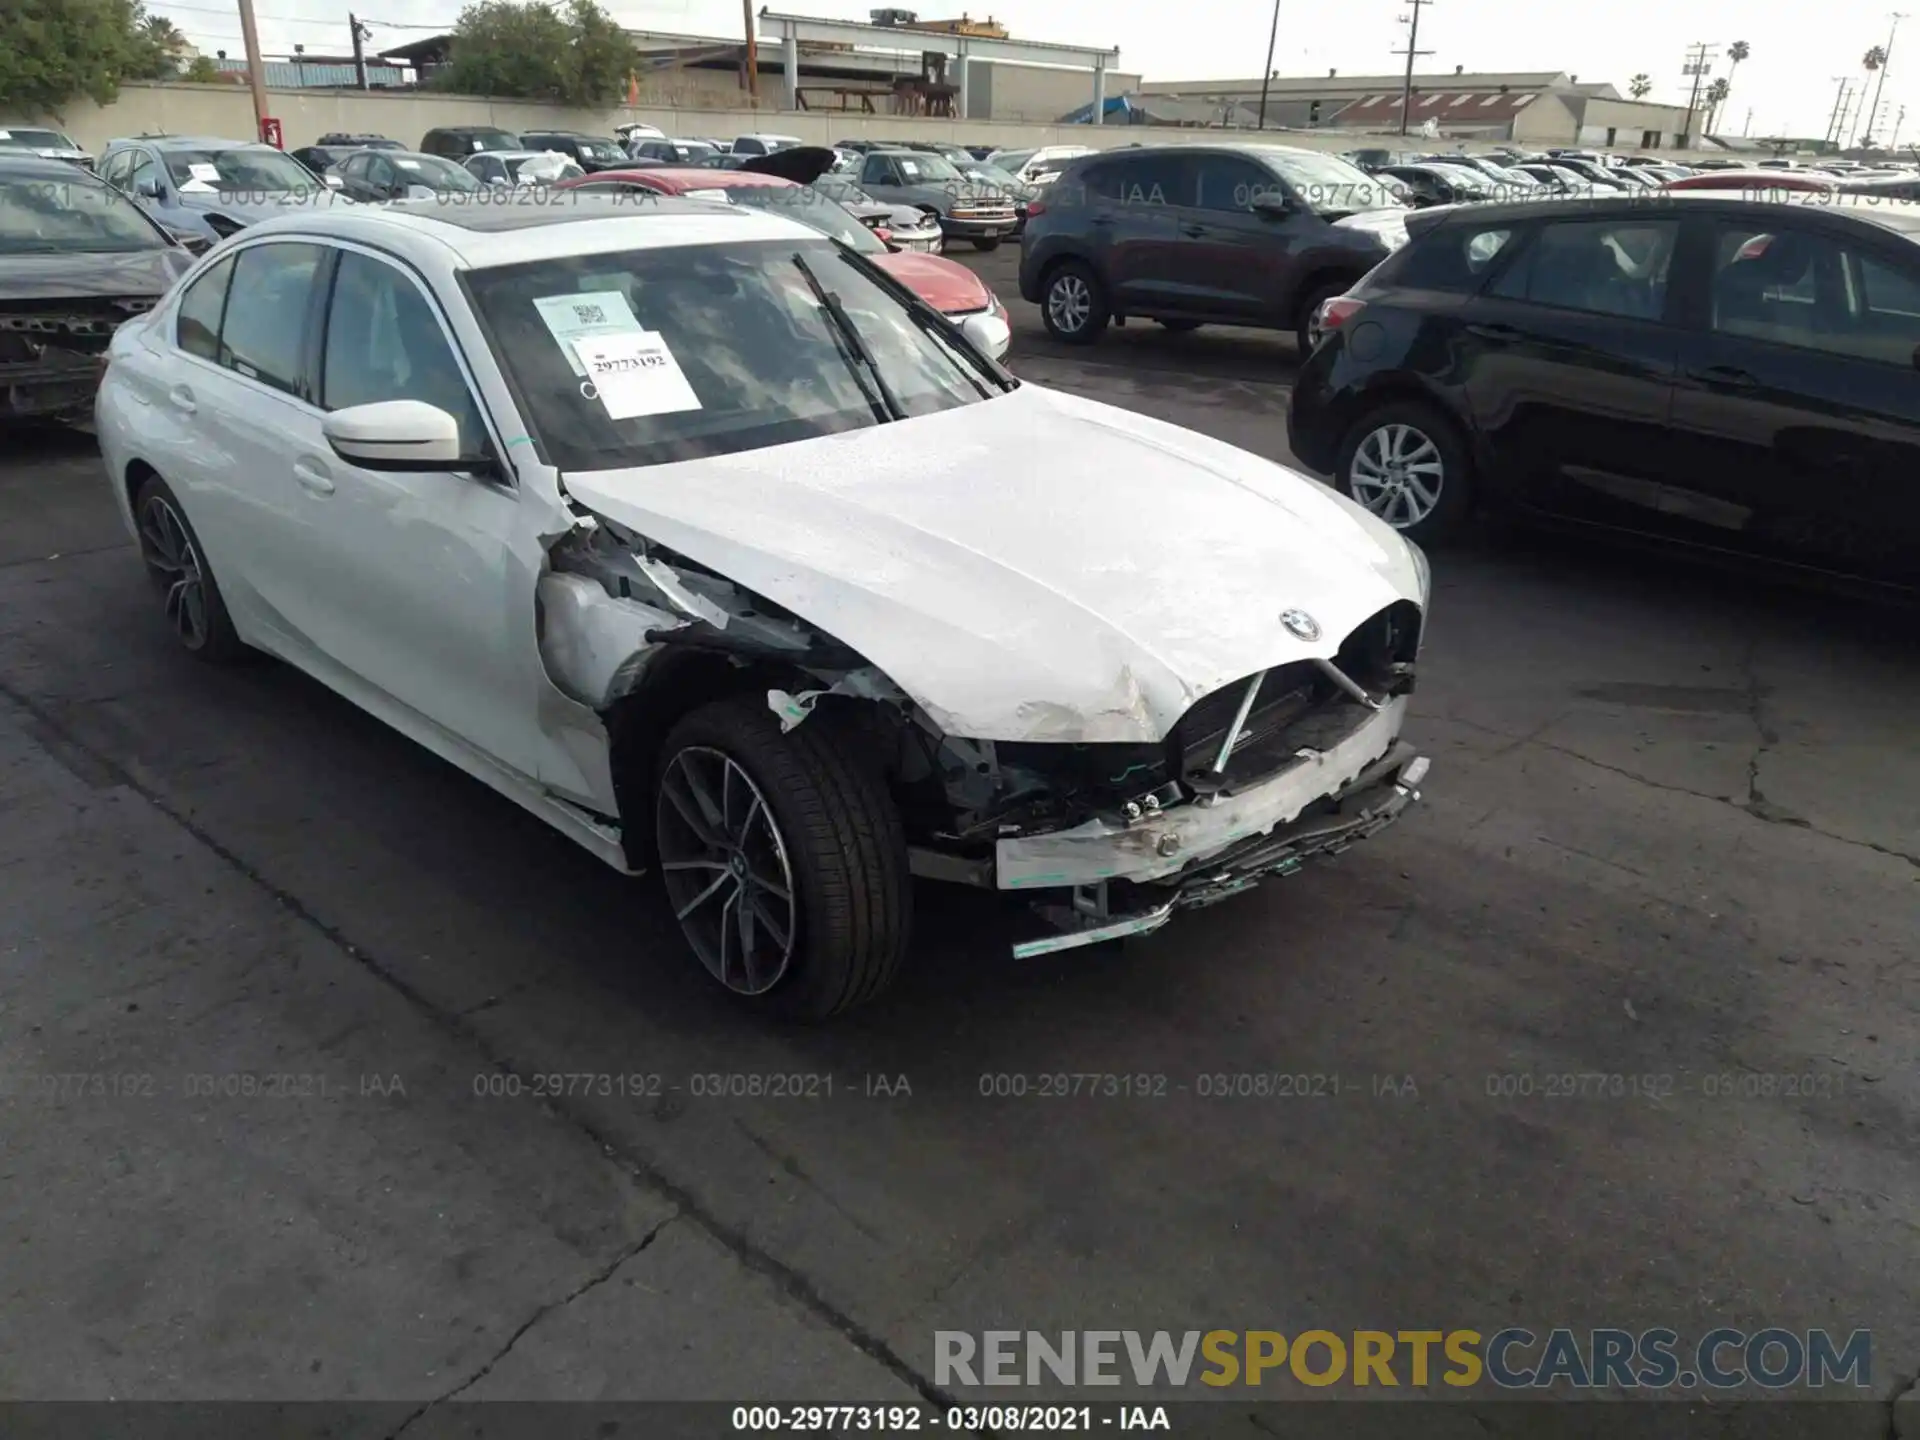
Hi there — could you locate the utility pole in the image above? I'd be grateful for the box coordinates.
[1895,103,1909,146]
[1743,106,1752,135]
[1394,0,1434,135]
[1255,0,1282,129]
[1825,76,1853,146]
[1865,13,1907,146]
[235,0,270,142]
[741,0,759,103]
[349,12,369,90]
[1679,41,1717,147]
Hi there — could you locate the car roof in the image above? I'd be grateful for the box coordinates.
[229,191,815,267]
[579,167,797,191]
[1419,190,1920,237]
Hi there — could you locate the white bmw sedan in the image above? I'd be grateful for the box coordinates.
[97,191,1433,1019]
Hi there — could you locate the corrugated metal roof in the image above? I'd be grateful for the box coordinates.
[215,58,411,87]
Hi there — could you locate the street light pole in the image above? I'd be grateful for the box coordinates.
[1255,0,1281,129]
[1395,0,1433,135]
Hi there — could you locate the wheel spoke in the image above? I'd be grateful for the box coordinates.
[734,887,758,982]
[1405,472,1440,510]
[662,767,724,848]
[748,889,790,953]
[735,791,762,849]
[674,870,733,921]
[717,888,739,987]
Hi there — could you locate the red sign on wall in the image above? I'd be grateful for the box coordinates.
[259,116,284,148]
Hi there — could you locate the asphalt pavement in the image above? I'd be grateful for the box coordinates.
[0,243,1916,1433]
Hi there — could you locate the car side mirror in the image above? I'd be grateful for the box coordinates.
[1250,191,1294,218]
[958,310,1011,363]
[324,401,467,471]
[136,176,164,199]
[323,173,344,189]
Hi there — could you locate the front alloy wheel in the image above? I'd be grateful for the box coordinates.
[1348,423,1445,531]
[657,746,797,997]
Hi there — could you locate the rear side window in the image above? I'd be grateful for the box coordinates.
[1379,222,1517,292]
[1081,154,1187,208]
[175,255,234,360]
[1489,218,1677,321]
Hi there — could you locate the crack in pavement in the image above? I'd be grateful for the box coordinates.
[1429,712,1920,871]
[0,677,965,1417]
[385,1214,679,1436]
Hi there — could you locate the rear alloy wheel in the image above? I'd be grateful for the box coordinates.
[654,697,910,1019]
[134,475,248,662]
[1294,278,1352,357]
[1334,402,1475,545]
[1040,259,1110,344]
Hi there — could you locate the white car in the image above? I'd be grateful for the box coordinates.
[95,194,1432,1018]
[985,144,1095,186]
[730,133,805,157]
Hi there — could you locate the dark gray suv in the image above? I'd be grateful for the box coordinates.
[1018,143,1412,352]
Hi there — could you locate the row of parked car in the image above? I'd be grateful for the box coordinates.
[1010,139,1919,596]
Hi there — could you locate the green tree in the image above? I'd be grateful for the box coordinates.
[1704,75,1730,133]
[0,0,174,114]
[1628,73,1652,99]
[1720,39,1749,127]
[182,54,221,83]
[437,0,636,105]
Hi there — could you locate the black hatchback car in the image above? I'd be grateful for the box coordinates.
[1286,192,1920,592]
[1018,143,1411,353]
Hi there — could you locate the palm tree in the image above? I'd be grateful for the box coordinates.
[1722,39,1749,123]
[1704,76,1730,134]
[141,14,184,47]
[1629,73,1652,99]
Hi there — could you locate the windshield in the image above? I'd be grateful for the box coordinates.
[0,174,166,253]
[391,154,483,191]
[462,132,520,153]
[888,152,962,183]
[0,128,76,150]
[961,163,1022,188]
[992,149,1036,173]
[566,138,626,163]
[715,184,886,252]
[163,147,319,193]
[510,155,585,182]
[1255,148,1404,215]
[467,238,1002,471]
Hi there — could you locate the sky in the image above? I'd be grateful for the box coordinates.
[147,0,1920,143]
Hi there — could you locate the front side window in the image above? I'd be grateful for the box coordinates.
[1710,224,1920,364]
[1186,154,1275,212]
[175,255,235,360]
[0,173,168,253]
[465,238,1004,472]
[219,243,324,395]
[322,251,488,455]
[859,155,895,185]
[1491,218,1677,321]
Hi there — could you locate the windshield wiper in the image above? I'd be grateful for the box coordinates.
[831,247,1001,398]
[789,250,903,422]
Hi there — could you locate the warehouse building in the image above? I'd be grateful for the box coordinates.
[1133,69,1697,147]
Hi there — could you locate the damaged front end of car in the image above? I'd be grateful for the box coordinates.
[1,300,153,419]
[538,506,1431,959]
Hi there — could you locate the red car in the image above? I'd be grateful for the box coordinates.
[556,153,1009,332]
[1661,169,1838,193]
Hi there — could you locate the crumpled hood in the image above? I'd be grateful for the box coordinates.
[0,247,193,301]
[560,386,1422,743]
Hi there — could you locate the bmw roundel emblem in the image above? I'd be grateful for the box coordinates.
[1280,609,1321,641]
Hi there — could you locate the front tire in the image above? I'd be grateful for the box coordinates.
[133,474,248,663]
[971,236,1002,252]
[1333,401,1476,545]
[1040,259,1110,344]
[654,697,911,1020]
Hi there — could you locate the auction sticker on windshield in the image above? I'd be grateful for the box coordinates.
[572,331,701,419]
[188,163,221,182]
[532,290,645,376]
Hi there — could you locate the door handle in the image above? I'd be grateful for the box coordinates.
[1089,213,1115,226]
[167,385,196,414]
[293,458,335,496]
[1181,223,1208,237]
[1692,364,1758,389]
[1465,322,1522,342]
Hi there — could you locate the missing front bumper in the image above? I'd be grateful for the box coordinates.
[1007,745,1429,959]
